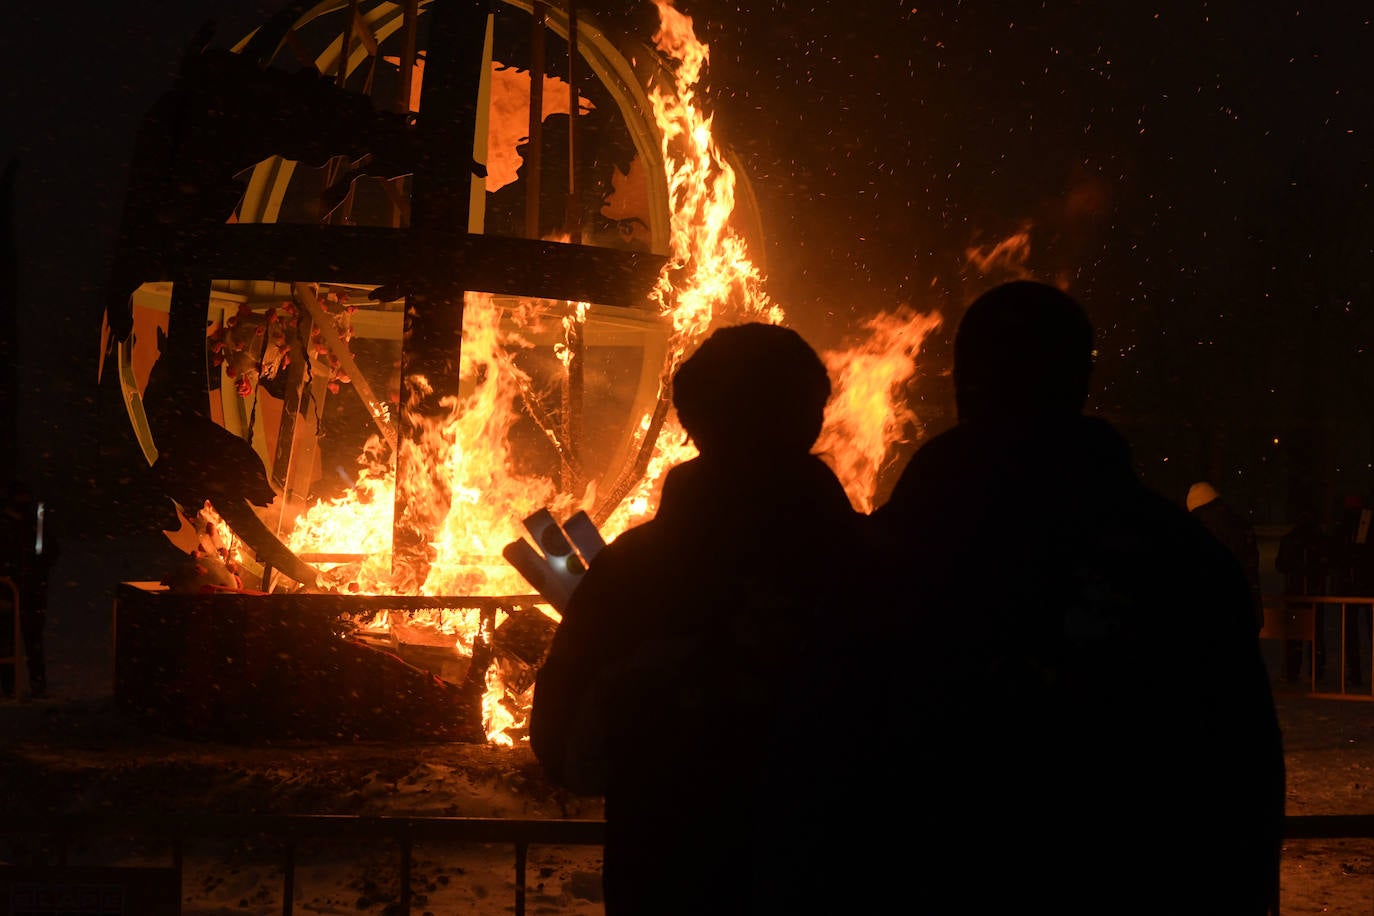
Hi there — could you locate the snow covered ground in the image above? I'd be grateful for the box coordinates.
[5,684,1374,914]
[0,698,607,915]
[1268,684,1374,915]
[5,538,1374,913]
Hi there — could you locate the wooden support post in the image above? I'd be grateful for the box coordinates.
[564,0,581,243]
[559,2,585,494]
[560,311,585,494]
[397,0,419,115]
[387,0,419,229]
[392,0,489,583]
[525,2,546,241]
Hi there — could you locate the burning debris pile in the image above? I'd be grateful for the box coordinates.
[105,1,940,746]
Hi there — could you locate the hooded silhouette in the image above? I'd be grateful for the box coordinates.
[530,322,878,914]
[874,280,1284,913]
[1188,480,1264,631]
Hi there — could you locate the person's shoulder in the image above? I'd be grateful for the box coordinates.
[1092,478,1224,566]
[591,517,662,565]
[1136,484,1219,542]
[1150,488,1257,582]
[563,519,668,606]
[874,425,969,517]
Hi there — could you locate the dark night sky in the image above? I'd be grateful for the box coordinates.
[3,1,1371,535]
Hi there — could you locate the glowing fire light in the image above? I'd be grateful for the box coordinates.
[648,0,783,348]
[283,0,939,744]
[965,224,1033,278]
[819,308,943,513]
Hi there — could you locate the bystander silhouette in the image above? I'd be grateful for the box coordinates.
[0,480,57,698]
[1187,480,1264,632]
[1276,505,1332,682]
[1332,495,1374,685]
[873,280,1285,914]
[529,322,877,914]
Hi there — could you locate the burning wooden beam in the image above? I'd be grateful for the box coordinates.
[292,281,398,453]
[391,1,489,582]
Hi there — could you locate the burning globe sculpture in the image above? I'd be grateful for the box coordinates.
[99,0,790,744]
[101,0,940,744]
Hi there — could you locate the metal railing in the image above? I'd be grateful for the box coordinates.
[4,813,605,916]
[7,812,1374,914]
[1276,815,1374,915]
[1262,595,1374,697]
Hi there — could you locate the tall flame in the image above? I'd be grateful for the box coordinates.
[818,308,943,513]
[288,294,575,604]
[282,1,938,745]
[648,0,783,349]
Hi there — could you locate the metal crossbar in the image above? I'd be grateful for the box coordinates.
[1263,595,1374,698]
[1276,815,1374,916]
[6,813,605,916]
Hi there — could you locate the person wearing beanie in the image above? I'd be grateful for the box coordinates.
[873,280,1284,913]
[1186,480,1221,512]
[530,322,882,914]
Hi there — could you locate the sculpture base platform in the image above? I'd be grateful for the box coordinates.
[111,582,533,744]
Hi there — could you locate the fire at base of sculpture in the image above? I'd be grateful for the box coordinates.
[111,582,541,744]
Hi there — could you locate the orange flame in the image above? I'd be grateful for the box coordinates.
[965,225,1034,278]
[649,0,783,350]
[282,3,937,745]
[818,308,943,513]
[287,293,578,599]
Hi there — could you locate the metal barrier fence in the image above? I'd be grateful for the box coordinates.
[6,812,1374,914]
[1261,595,1374,697]
[3,813,605,916]
[1278,815,1374,916]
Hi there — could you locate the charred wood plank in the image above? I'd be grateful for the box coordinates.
[120,225,666,311]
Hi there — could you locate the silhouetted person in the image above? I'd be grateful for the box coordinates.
[1187,481,1264,632]
[529,323,874,914]
[873,281,1284,914]
[1,480,57,698]
[1276,506,1332,682]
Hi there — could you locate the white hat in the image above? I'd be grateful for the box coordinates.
[1187,481,1220,512]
